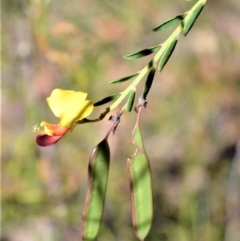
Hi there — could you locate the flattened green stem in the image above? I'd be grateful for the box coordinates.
[77,0,206,125]
[109,64,151,111]
[109,25,183,111]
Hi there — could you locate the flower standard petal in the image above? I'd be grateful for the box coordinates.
[47,89,88,118]
[46,89,94,128]
[59,100,94,127]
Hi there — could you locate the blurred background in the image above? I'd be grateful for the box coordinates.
[2,0,240,240]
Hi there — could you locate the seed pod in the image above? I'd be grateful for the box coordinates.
[82,127,112,241]
[127,107,153,241]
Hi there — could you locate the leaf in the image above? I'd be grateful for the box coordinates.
[108,72,139,84]
[124,45,160,60]
[126,88,136,112]
[127,107,153,241]
[94,93,120,106]
[158,37,178,72]
[153,13,186,32]
[82,138,110,241]
[183,0,205,36]
[142,67,156,99]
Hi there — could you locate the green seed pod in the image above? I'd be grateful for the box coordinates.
[126,88,136,112]
[127,107,153,241]
[82,132,111,241]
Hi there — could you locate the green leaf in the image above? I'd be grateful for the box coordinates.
[158,37,178,72]
[127,108,153,241]
[126,88,136,112]
[82,138,110,241]
[153,13,186,32]
[183,0,205,36]
[94,93,120,106]
[124,45,160,60]
[108,72,139,84]
[142,67,156,99]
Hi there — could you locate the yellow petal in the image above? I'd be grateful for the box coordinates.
[59,100,94,127]
[47,89,87,118]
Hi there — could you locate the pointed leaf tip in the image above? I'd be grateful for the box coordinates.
[108,72,139,84]
[183,0,205,36]
[158,37,178,72]
[153,13,186,32]
[94,93,120,106]
[124,45,160,60]
[126,89,136,112]
[143,67,156,99]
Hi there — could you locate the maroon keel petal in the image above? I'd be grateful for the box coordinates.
[36,134,63,146]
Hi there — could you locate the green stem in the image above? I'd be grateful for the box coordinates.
[109,24,183,111]
[79,0,207,124]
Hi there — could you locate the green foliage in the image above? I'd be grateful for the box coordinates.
[153,13,186,32]
[93,93,120,107]
[142,67,156,99]
[108,72,139,84]
[183,0,206,36]
[4,0,240,241]
[124,45,160,60]
[106,0,207,114]
[158,37,178,72]
[126,89,136,112]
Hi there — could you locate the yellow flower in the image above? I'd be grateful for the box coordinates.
[35,89,94,146]
[47,88,94,127]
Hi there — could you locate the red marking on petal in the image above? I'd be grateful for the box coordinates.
[41,122,70,136]
[36,134,63,146]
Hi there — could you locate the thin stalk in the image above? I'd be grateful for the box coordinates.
[109,24,183,111]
